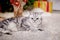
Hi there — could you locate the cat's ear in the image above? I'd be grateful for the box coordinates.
[22,11,30,17]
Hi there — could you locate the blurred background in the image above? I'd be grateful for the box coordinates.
[0,0,60,12]
[0,0,14,12]
[0,0,60,20]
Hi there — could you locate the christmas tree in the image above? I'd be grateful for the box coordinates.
[23,0,35,10]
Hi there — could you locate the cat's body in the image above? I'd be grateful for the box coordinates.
[0,17,18,35]
[0,16,31,35]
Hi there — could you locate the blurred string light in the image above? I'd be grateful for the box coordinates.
[0,0,14,12]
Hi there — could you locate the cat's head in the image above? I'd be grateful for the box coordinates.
[28,8,44,22]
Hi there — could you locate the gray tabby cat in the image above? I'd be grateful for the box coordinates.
[0,16,32,35]
[0,8,49,35]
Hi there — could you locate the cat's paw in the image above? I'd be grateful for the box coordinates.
[2,30,12,35]
[38,29,43,31]
[4,32,12,35]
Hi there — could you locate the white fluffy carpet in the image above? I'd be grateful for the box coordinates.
[0,13,60,40]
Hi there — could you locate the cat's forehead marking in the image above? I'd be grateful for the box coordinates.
[30,12,43,18]
[30,8,44,16]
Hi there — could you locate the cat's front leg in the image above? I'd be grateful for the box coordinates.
[8,22,18,32]
[38,23,44,31]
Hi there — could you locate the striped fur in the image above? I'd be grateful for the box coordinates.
[0,17,16,35]
[0,8,47,35]
[0,16,30,35]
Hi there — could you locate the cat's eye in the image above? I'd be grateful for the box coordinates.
[36,18,39,20]
[31,18,33,19]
